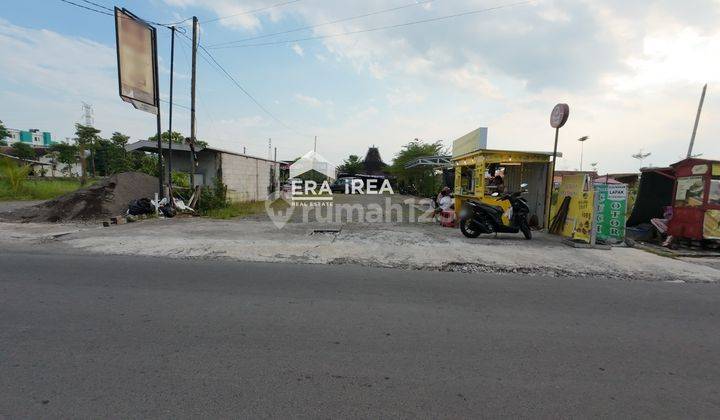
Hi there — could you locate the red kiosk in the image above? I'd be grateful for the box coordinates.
[668,158,720,241]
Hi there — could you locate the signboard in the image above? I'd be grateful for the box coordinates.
[595,183,628,243]
[704,210,720,240]
[115,8,158,114]
[553,174,593,242]
[550,104,569,128]
[452,127,488,158]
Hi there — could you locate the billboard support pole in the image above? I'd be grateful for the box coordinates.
[167,26,175,199]
[546,127,559,230]
[547,103,569,232]
[152,26,164,199]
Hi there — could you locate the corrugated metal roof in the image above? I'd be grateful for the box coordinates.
[125,140,280,163]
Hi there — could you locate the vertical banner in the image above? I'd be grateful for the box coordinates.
[115,8,159,114]
[595,183,628,243]
[552,174,593,242]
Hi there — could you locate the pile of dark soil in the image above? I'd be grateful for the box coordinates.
[6,172,159,222]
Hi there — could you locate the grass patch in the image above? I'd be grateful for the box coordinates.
[203,201,267,219]
[0,178,83,201]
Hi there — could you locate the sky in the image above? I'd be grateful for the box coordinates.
[0,0,719,172]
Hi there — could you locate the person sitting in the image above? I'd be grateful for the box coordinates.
[489,175,505,194]
[438,187,454,211]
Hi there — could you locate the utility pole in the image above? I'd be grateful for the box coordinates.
[687,83,707,158]
[167,26,176,197]
[189,16,198,188]
[268,138,272,160]
[314,136,317,152]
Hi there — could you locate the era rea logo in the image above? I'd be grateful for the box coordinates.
[291,179,394,195]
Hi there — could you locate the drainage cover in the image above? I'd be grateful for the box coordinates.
[310,228,341,235]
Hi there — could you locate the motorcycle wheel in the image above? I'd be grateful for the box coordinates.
[460,216,482,238]
[520,222,532,240]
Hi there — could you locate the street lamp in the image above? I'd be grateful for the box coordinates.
[632,149,652,169]
[578,136,589,171]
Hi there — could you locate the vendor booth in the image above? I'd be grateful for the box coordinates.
[668,158,720,241]
[452,148,556,228]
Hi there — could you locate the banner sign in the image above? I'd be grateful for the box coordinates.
[115,8,158,115]
[553,174,593,242]
[595,183,628,243]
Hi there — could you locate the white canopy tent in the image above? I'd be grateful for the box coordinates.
[289,150,336,179]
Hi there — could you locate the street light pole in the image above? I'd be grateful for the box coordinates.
[578,136,589,171]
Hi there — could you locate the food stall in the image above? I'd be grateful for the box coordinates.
[668,158,720,241]
[452,148,556,228]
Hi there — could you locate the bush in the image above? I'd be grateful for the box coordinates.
[197,178,229,214]
[171,171,190,189]
[0,158,31,194]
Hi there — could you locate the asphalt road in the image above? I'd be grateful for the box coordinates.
[1,251,719,418]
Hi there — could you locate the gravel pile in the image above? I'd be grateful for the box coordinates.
[4,172,158,222]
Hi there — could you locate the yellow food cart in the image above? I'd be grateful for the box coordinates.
[452,148,556,228]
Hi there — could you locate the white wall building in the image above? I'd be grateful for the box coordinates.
[126,141,280,202]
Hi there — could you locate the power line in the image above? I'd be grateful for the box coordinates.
[58,0,190,27]
[201,0,302,24]
[177,31,305,136]
[208,0,438,48]
[59,0,111,16]
[79,0,112,12]
[160,98,191,111]
[210,0,534,49]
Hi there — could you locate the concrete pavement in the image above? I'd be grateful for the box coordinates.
[2,250,720,418]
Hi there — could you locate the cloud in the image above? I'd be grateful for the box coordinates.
[0,18,156,142]
[294,93,332,108]
[5,0,720,172]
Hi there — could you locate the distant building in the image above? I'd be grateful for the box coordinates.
[5,128,54,148]
[126,140,280,202]
[362,146,389,176]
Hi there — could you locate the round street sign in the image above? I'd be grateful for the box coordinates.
[550,103,570,128]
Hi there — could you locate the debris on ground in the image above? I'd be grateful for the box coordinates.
[3,172,158,222]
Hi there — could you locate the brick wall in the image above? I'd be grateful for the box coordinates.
[220,153,279,202]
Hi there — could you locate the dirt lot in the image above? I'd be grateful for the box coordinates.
[1,193,718,282]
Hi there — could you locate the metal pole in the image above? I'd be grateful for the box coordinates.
[579,141,584,171]
[687,83,707,158]
[167,26,175,197]
[190,16,198,188]
[546,127,559,230]
[152,26,163,198]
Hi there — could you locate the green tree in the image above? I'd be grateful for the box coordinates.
[337,154,363,176]
[94,138,131,176]
[390,139,446,197]
[75,123,101,184]
[10,142,36,161]
[111,131,130,147]
[50,142,79,177]
[148,131,208,148]
[149,131,185,144]
[129,151,158,176]
[89,131,132,176]
[0,120,9,146]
